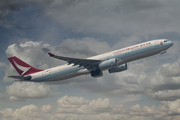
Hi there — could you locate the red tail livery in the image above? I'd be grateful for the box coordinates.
[8,56,42,76]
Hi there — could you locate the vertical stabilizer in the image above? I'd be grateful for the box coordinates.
[8,56,42,76]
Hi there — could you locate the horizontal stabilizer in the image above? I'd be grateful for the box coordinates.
[8,75,32,81]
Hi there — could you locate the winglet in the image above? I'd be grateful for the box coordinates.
[48,52,55,57]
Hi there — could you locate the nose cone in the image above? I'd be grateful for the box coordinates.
[170,41,174,46]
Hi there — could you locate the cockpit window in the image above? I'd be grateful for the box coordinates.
[164,40,167,42]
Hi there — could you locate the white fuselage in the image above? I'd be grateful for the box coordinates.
[29,39,173,82]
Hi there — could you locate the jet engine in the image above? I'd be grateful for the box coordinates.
[91,69,103,78]
[99,58,117,70]
[108,63,127,73]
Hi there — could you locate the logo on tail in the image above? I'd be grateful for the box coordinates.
[13,60,31,76]
[8,56,43,76]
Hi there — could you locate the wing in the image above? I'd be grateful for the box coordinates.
[48,53,102,70]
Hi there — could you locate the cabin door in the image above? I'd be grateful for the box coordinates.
[43,69,51,77]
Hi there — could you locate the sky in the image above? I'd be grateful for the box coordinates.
[0,0,180,120]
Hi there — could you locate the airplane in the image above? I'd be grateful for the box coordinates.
[8,39,173,82]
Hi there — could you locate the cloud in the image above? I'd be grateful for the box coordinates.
[77,98,112,115]
[6,82,51,101]
[0,104,53,120]
[151,89,180,101]
[57,95,89,114]
[42,48,51,53]
[1,95,180,120]
[53,37,111,57]
[0,0,31,27]
[3,0,180,36]
[39,0,180,36]
[162,99,180,115]
[159,63,180,77]
[41,104,52,113]
[56,96,112,115]
[55,38,97,56]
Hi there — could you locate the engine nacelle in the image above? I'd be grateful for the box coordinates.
[99,58,117,70]
[108,63,127,73]
[91,69,103,78]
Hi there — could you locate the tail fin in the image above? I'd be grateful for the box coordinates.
[8,56,42,76]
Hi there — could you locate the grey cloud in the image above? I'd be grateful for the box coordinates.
[3,0,179,36]
[0,0,27,21]
[159,63,180,77]
[42,48,51,53]
[151,89,180,101]
[152,82,180,92]
[124,76,138,85]
[0,0,52,24]
[40,0,180,36]
[114,0,162,13]
[55,41,97,56]
[72,73,124,94]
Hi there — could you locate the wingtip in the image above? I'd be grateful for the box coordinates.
[48,52,55,57]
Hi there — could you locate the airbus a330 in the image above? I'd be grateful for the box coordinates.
[8,39,173,82]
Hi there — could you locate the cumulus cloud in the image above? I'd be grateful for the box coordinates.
[151,89,180,101]
[159,63,180,77]
[57,95,89,114]
[77,98,112,115]
[1,95,180,120]
[42,48,51,53]
[0,104,53,120]
[6,82,51,101]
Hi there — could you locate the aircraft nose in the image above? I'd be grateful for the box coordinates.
[170,41,174,46]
